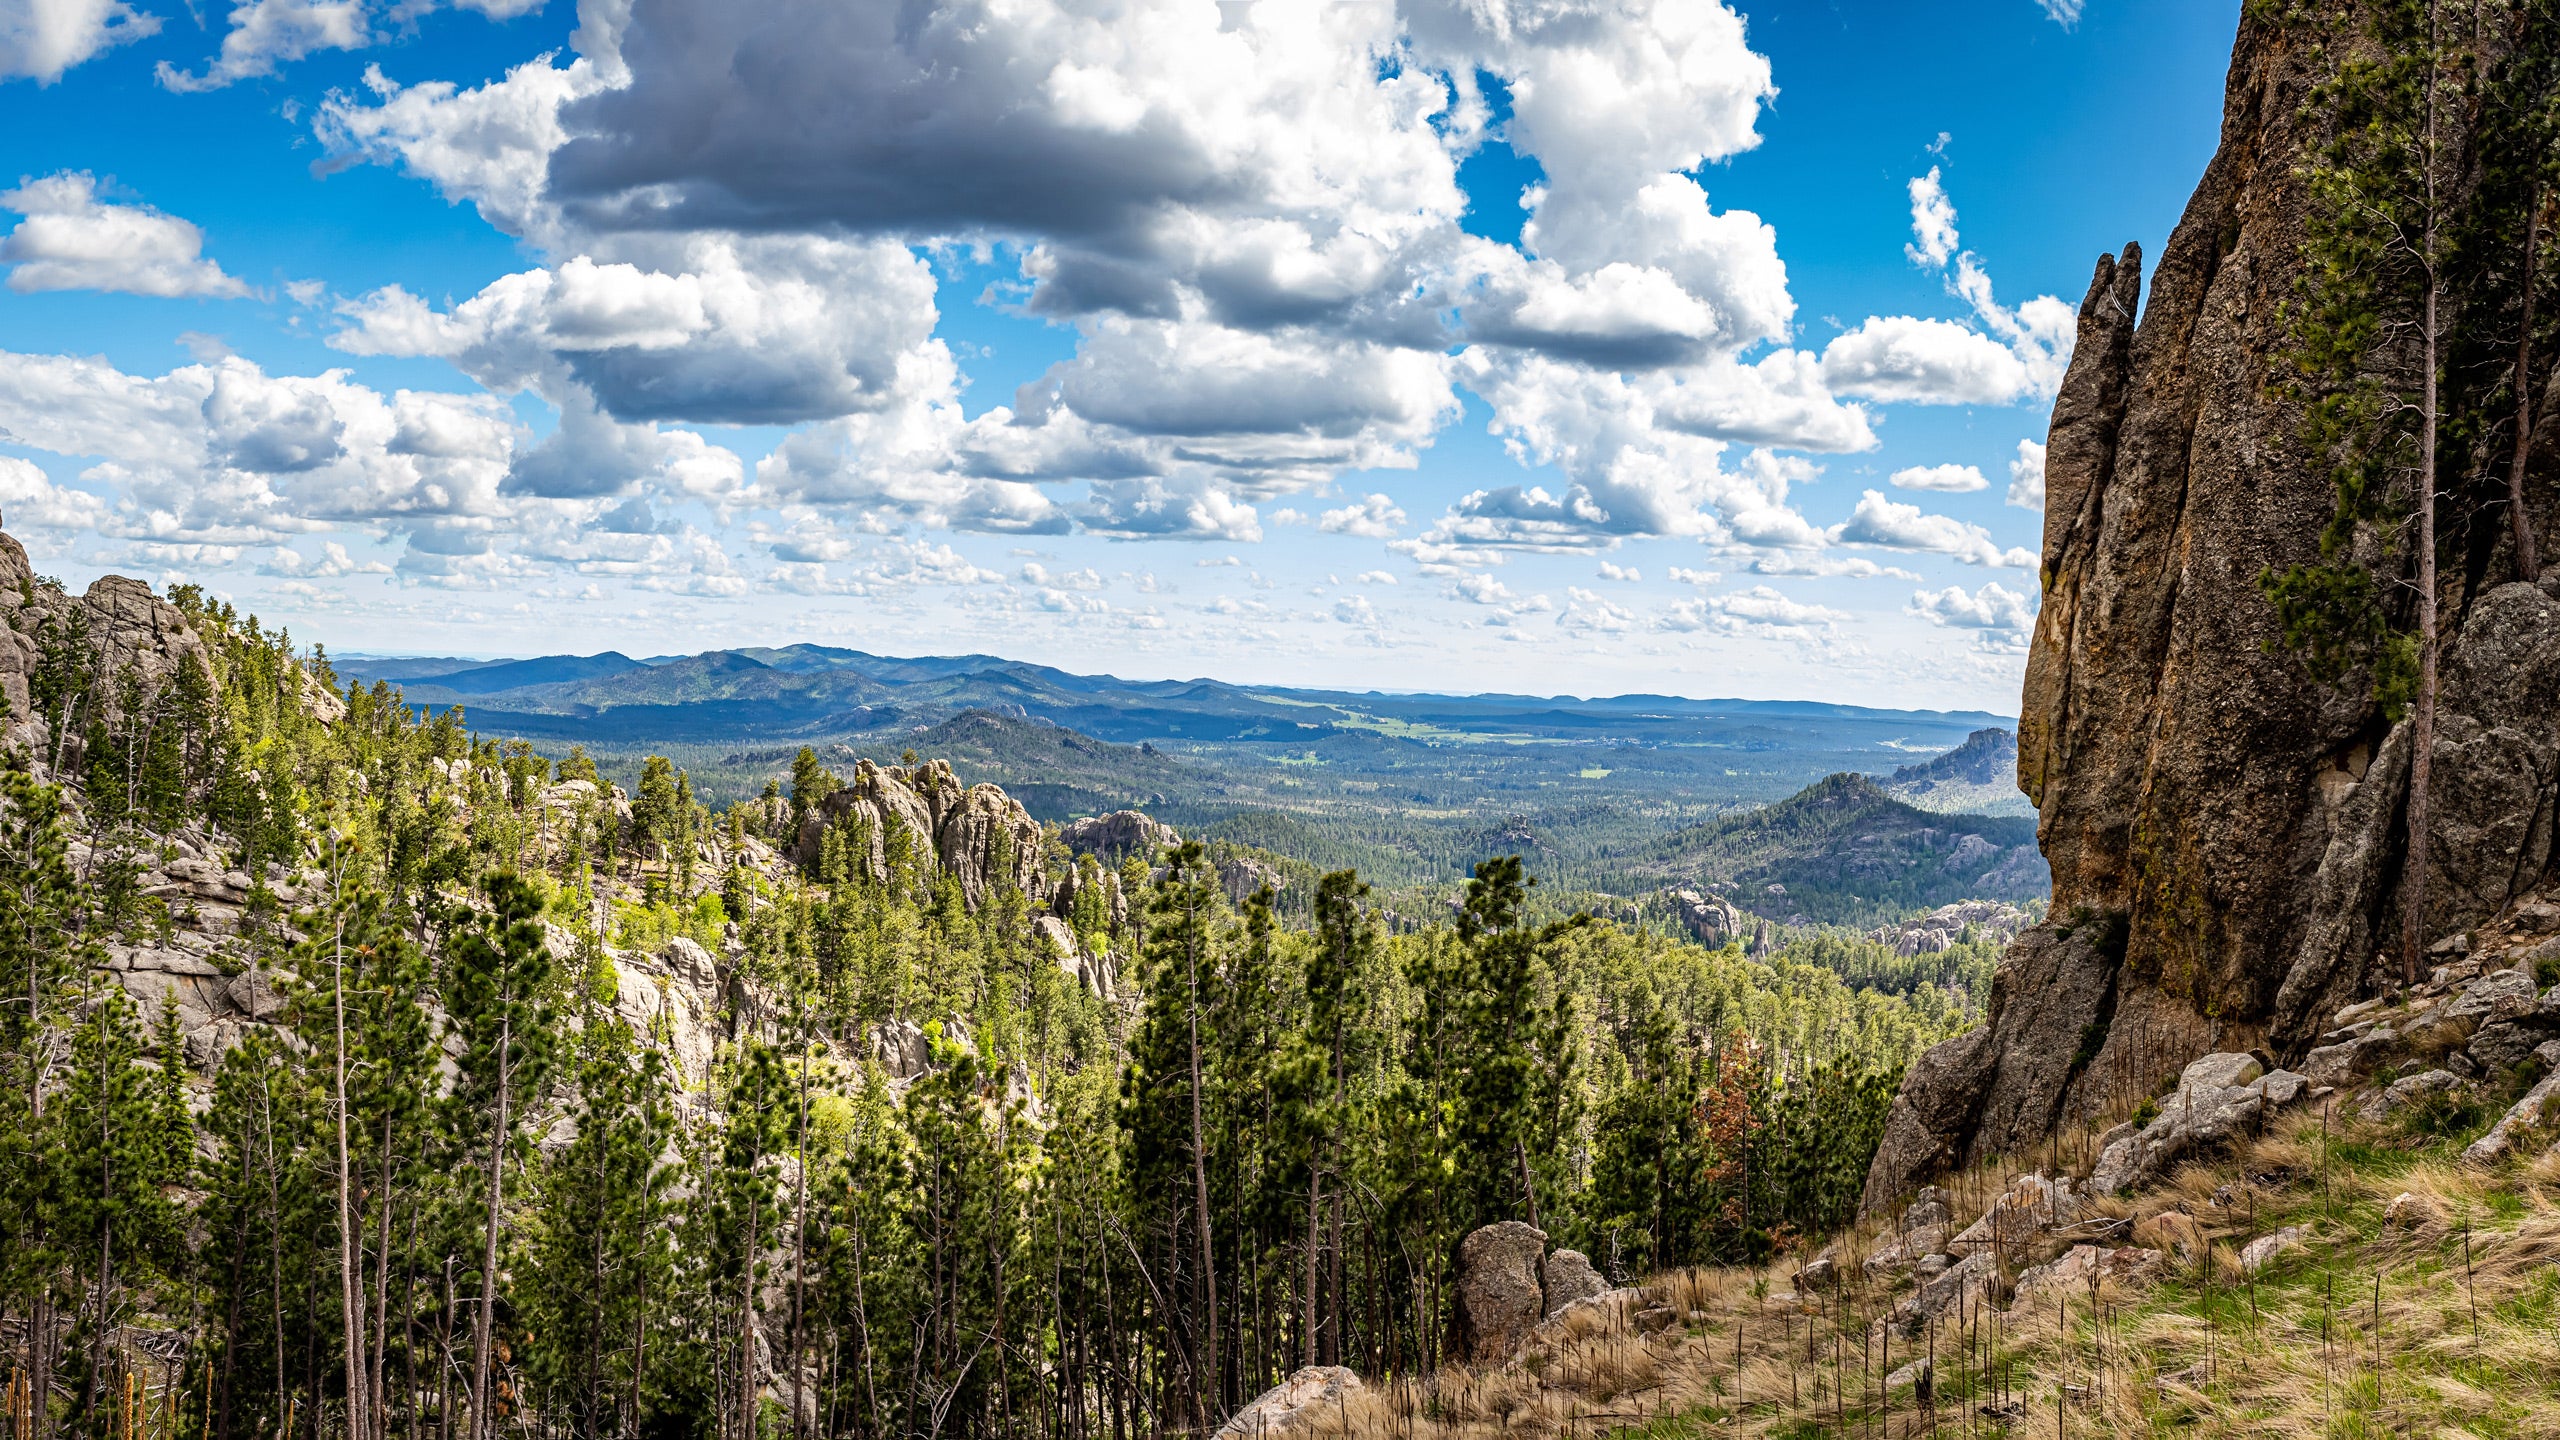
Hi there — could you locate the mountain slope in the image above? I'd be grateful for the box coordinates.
[1883,726,2031,817]
[398,650,648,693]
[1634,772,2046,927]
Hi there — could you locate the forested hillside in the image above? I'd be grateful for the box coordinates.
[327,649,2024,904]
[2,541,1993,1440]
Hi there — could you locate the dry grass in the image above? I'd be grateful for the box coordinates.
[1303,1105,2560,1440]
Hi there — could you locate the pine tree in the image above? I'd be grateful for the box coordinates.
[527,1018,673,1440]
[442,873,556,1440]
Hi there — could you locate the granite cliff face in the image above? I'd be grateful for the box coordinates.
[1864,12,2560,1210]
[0,530,221,756]
[794,756,1047,906]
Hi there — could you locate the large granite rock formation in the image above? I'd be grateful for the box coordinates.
[794,757,1046,907]
[1864,12,2560,1211]
[1058,809,1178,859]
[0,530,220,756]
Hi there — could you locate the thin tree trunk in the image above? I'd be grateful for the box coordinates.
[371,1130,400,1440]
[1182,900,1218,1426]
[792,1049,811,1440]
[471,1020,512,1440]
[1302,1173,1321,1371]
[2511,187,2543,585]
[27,899,49,1440]
[216,1218,248,1440]
[2402,13,2443,988]
[439,1257,456,1440]
[333,907,369,1440]
[83,1215,111,1425]
[1514,1138,1541,1234]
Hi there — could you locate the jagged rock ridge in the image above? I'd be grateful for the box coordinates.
[1864,11,2560,1211]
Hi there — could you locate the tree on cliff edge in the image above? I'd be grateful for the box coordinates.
[2264,0,2469,985]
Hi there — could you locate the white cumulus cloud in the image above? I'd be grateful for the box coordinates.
[1905,167,1958,268]
[1318,493,1407,538]
[1,0,158,83]
[1889,462,1988,494]
[2006,437,2046,510]
[1657,583,1846,633]
[1,173,251,298]
[1830,490,2036,569]
[1908,580,2036,631]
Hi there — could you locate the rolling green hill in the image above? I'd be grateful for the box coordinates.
[1627,772,2044,927]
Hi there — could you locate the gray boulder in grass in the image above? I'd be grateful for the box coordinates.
[1448,1222,1547,1364]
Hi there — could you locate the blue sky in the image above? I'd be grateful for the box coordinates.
[0,0,2236,706]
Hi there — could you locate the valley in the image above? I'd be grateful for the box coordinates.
[334,648,2041,923]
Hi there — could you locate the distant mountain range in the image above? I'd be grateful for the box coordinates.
[332,644,2014,748]
[331,645,2042,913]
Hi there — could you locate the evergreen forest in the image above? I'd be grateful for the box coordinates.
[1,580,1990,1440]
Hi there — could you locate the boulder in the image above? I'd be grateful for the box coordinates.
[2301,1026,2398,1088]
[660,936,722,991]
[2444,968,2540,1028]
[2089,1054,2305,1194]
[872,1020,933,1080]
[2238,1226,2307,1274]
[1448,1222,1546,1365]
[2359,1068,2462,1123]
[2384,1191,2438,1229]
[2468,1012,2560,1076]
[1862,1225,1949,1279]
[1946,1173,2079,1260]
[2012,1245,2163,1305]
[1900,1251,1998,1325]
[2462,1069,2560,1166]
[227,967,288,1022]
[1791,1256,1839,1291]
[184,1018,247,1070]
[1539,1250,1609,1318]
[1216,1367,1360,1438]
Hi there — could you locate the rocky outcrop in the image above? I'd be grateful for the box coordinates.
[1867,900,2036,957]
[1216,1367,1360,1438]
[1059,809,1178,860]
[2087,1052,2312,1195]
[0,530,222,756]
[1448,1222,1547,1365]
[1218,855,1283,904]
[795,758,1045,907]
[1862,921,2128,1209]
[1866,9,2560,1211]
[1050,854,1130,934]
[1034,914,1119,999]
[1667,887,1749,948]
